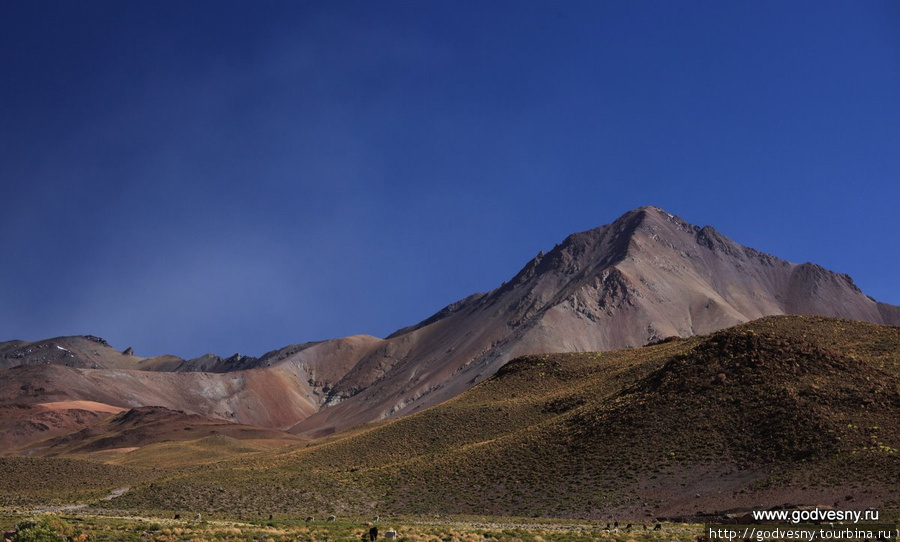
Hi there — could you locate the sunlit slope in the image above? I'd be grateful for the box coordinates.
[115,316,900,518]
[295,207,900,436]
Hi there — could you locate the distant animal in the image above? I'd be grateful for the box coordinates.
[173,514,180,520]
[373,515,380,522]
[626,524,633,531]
[385,530,398,540]
[614,521,619,528]
[654,523,662,531]
[195,513,202,520]
[268,514,273,520]
[605,523,611,530]
[327,515,336,522]
[306,516,313,522]
[369,525,379,540]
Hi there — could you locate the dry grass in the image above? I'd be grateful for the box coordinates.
[4,316,900,520]
[0,512,704,542]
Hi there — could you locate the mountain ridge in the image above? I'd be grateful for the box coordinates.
[1,206,898,439]
[291,206,900,435]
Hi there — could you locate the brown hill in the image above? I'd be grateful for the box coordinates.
[110,316,900,519]
[0,334,382,436]
[0,335,168,371]
[0,401,124,455]
[29,405,300,456]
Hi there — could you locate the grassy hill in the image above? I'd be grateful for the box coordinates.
[4,316,898,520]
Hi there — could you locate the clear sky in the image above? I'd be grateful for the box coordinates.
[2,1,898,358]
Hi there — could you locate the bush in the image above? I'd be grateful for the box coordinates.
[11,517,70,542]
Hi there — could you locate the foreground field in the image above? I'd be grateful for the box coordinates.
[0,512,703,542]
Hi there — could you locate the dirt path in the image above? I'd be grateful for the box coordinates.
[102,486,130,500]
[28,486,130,514]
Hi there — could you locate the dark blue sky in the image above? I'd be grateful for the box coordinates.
[2,1,898,358]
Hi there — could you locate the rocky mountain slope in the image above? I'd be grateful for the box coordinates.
[2,207,898,439]
[290,206,900,435]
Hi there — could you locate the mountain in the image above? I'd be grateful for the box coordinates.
[0,335,382,437]
[110,316,900,518]
[1,207,898,439]
[289,206,900,436]
[0,335,164,371]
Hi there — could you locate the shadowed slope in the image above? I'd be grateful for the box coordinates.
[0,335,167,371]
[28,405,301,456]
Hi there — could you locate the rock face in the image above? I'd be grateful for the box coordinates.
[1,206,898,437]
[290,206,900,436]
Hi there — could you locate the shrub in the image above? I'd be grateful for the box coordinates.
[10,517,68,542]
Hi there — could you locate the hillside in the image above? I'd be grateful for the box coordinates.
[0,361,320,430]
[0,335,157,371]
[106,316,900,519]
[0,335,383,443]
[28,405,302,456]
[2,207,899,441]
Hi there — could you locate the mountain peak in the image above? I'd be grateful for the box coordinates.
[7,207,900,441]
[620,204,684,223]
[509,207,672,281]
